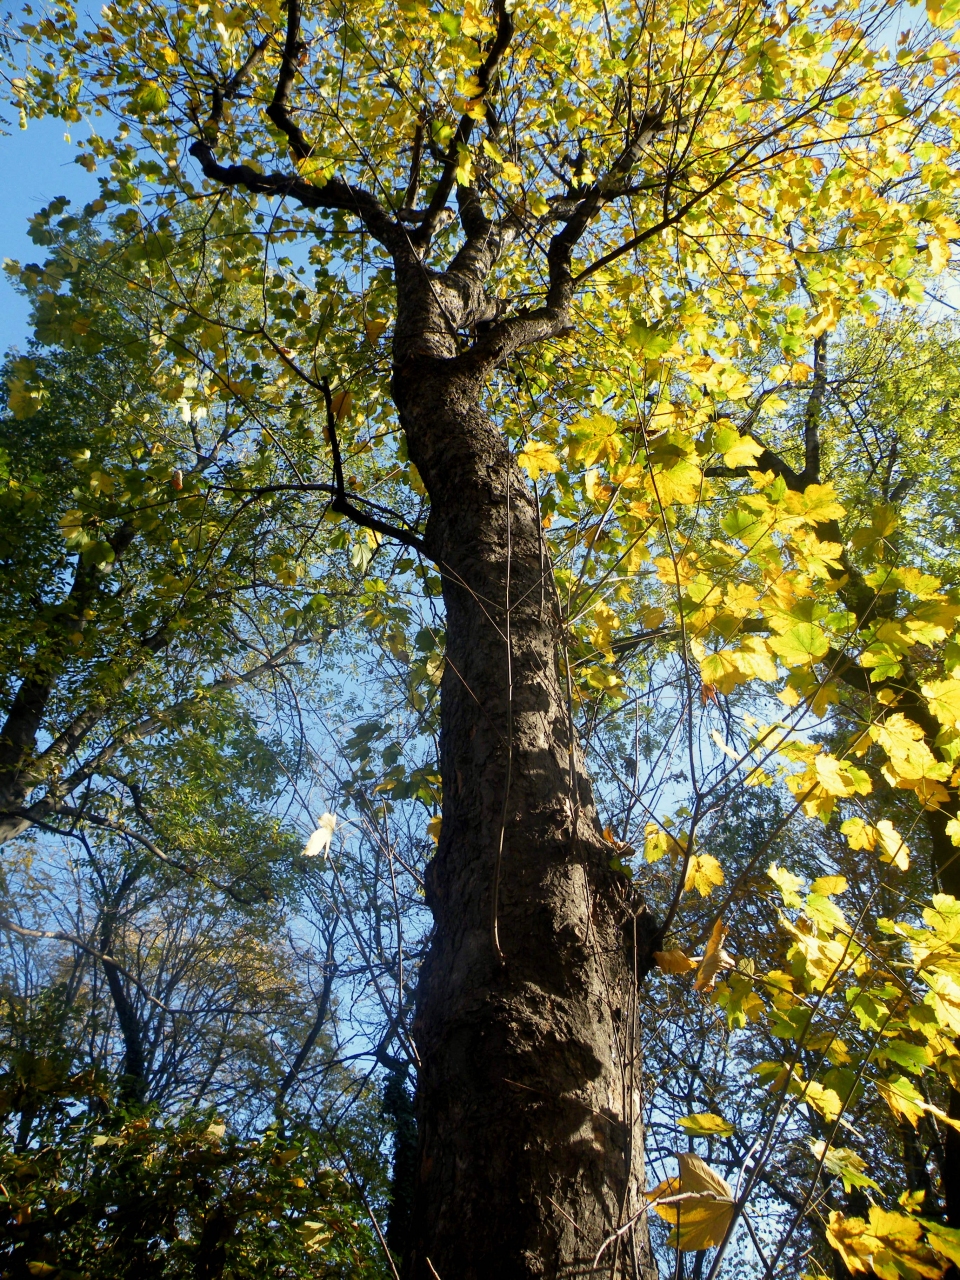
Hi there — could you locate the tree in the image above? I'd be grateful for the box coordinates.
[7,0,960,1276]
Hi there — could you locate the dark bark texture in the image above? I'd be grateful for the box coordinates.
[184,24,673,1267]
[392,355,659,1280]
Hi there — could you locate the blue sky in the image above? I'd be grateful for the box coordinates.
[0,115,99,352]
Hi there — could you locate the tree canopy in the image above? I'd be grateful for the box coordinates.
[5,0,960,1275]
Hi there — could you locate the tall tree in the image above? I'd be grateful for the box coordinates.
[7,0,960,1276]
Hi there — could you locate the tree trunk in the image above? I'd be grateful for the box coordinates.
[393,357,659,1280]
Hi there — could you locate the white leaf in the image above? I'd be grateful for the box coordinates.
[303,813,337,858]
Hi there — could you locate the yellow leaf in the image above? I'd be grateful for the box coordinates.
[875,820,910,870]
[878,1074,960,1131]
[427,814,442,843]
[927,236,951,273]
[801,1080,843,1122]
[645,822,685,863]
[684,854,724,899]
[517,440,561,481]
[364,318,387,344]
[722,433,764,467]
[330,390,353,422]
[781,482,845,525]
[811,875,847,896]
[840,816,876,851]
[769,622,830,667]
[814,753,864,797]
[826,1207,944,1279]
[678,1112,735,1136]
[7,378,45,419]
[653,1154,735,1251]
[922,679,960,729]
[654,948,696,974]
[695,917,727,991]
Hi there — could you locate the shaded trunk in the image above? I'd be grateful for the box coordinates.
[101,906,148,1105]
[384,1064,418,1262]
[927,805,960,1262]
[394,358,658,1280]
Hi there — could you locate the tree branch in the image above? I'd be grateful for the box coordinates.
[188,140,403,250]
[321,380,430,557]
[0,913,175,1014]
[265,0,311,160]
[417,0,515,241]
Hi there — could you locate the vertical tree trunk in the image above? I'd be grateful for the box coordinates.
[394,358,659,1280]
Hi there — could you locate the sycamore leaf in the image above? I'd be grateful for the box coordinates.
[645,822,685,863]
[923,1221,960,1268]
[664,1197,737,1252]
[721,433,764,468]
[875,820,910,870]
[303,813,337,858]
[880,1040,931,1075]
[695,918,727,992]
[654,948,696,973]
[654,1153,736,1251]
[769,622,830,667]
[811,875,848,896]
[800,1080,843,1122]
[810,1141,879,1193]
[330,390,353,422]
[7,378,46,419]
[517,440,561,480]
[827,1208,944,1279]
[678,1112,735,1137]
[928,0,960,27]
[684,854,724,898]
[768,863,805,908]
[878,1074,960,1131]
[922,679,960,729]
[782,483,846,524]
[841,816,876,851]
[298,1220,334,1252]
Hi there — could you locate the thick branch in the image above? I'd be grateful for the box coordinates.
[322,380,430,556]
[277,929,337,1101]
[265,0,311,160]
[800,333,828,486]
[418,0,515,240]
[188,140,402,250]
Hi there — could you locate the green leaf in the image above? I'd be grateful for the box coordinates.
[768,623,830,667]
[678,1112,735,1137]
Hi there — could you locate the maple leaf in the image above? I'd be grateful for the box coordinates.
[650,1153,736,1251]
[922,678,960,729]
[517,440,561,480]
[654,949,696,974]
[769,622,830,666]
[684,855,724,898]
[678,1112,735,1137]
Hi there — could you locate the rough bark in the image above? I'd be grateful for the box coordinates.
[392,354,659,1280]
[188,52,668,1268]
